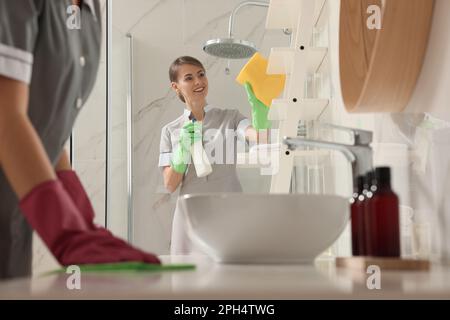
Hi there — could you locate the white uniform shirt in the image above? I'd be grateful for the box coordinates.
[158,104,251,254]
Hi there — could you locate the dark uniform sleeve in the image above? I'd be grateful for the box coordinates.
[0,0,42,84]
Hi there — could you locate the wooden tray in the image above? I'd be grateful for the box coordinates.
[336,256,430,271]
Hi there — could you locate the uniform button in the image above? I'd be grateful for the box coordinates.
[80,56,86,67]
[76,98,83,109]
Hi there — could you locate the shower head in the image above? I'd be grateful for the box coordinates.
[203,1,269,60]
[203,38,257,59]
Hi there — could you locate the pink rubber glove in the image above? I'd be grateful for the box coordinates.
[19,179,160,266]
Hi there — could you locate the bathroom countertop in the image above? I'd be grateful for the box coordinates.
[1,255,450,299]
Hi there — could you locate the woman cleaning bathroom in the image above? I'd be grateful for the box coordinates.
[159,56,271,255]
[0,0,159,279]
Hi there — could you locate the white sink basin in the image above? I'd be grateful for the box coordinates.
[179,193,349,264]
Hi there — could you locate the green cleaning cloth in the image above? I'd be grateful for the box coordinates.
[43,262,196,276]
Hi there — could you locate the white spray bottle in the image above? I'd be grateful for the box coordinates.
[190,117,212,177]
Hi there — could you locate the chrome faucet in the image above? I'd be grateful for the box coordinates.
[283,123,373,189]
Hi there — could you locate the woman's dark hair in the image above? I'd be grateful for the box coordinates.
[169,56,205,103]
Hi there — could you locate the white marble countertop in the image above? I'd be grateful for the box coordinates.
[1,255,450,299]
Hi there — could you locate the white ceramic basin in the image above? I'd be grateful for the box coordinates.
[178,193,349,264]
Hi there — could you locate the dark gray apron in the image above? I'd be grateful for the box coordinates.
[0,0,101,279]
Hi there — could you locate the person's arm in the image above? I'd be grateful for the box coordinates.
[0,2,160,266]
[243,82,271,145]
[54,149,98,224]
[162,166,184,193]
[0,76,56,199]
[159,126,184,193]
[0,75,160,265]
[245,126,269,144]
[159,122,201,193]
[55,148,72,171]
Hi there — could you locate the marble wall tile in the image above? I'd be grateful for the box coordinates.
[107,160,129,240]
[404,0,450,122]
[73,160,107,225]
[72,62,107,162]
[111,0,163,35]
[32,233,59,277]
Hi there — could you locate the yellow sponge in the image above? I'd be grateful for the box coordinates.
[236,52,286,107]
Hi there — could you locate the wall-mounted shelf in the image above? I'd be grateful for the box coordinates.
[264,0,332,193]
[268,98,329,121]
[267,47,328,75]
[237,148,330,169]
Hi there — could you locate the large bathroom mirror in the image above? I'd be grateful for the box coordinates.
[105,0,291,254]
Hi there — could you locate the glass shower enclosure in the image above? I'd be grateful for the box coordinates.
[105,0,133,242]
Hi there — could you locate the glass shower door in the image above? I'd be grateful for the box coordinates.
[106,0,133,242]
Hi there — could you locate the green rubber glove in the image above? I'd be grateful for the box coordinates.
[171,121,202,174]
[244,82,271,130]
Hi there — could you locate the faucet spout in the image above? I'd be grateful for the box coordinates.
[283,125,373,189]
[284,137,356,163]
